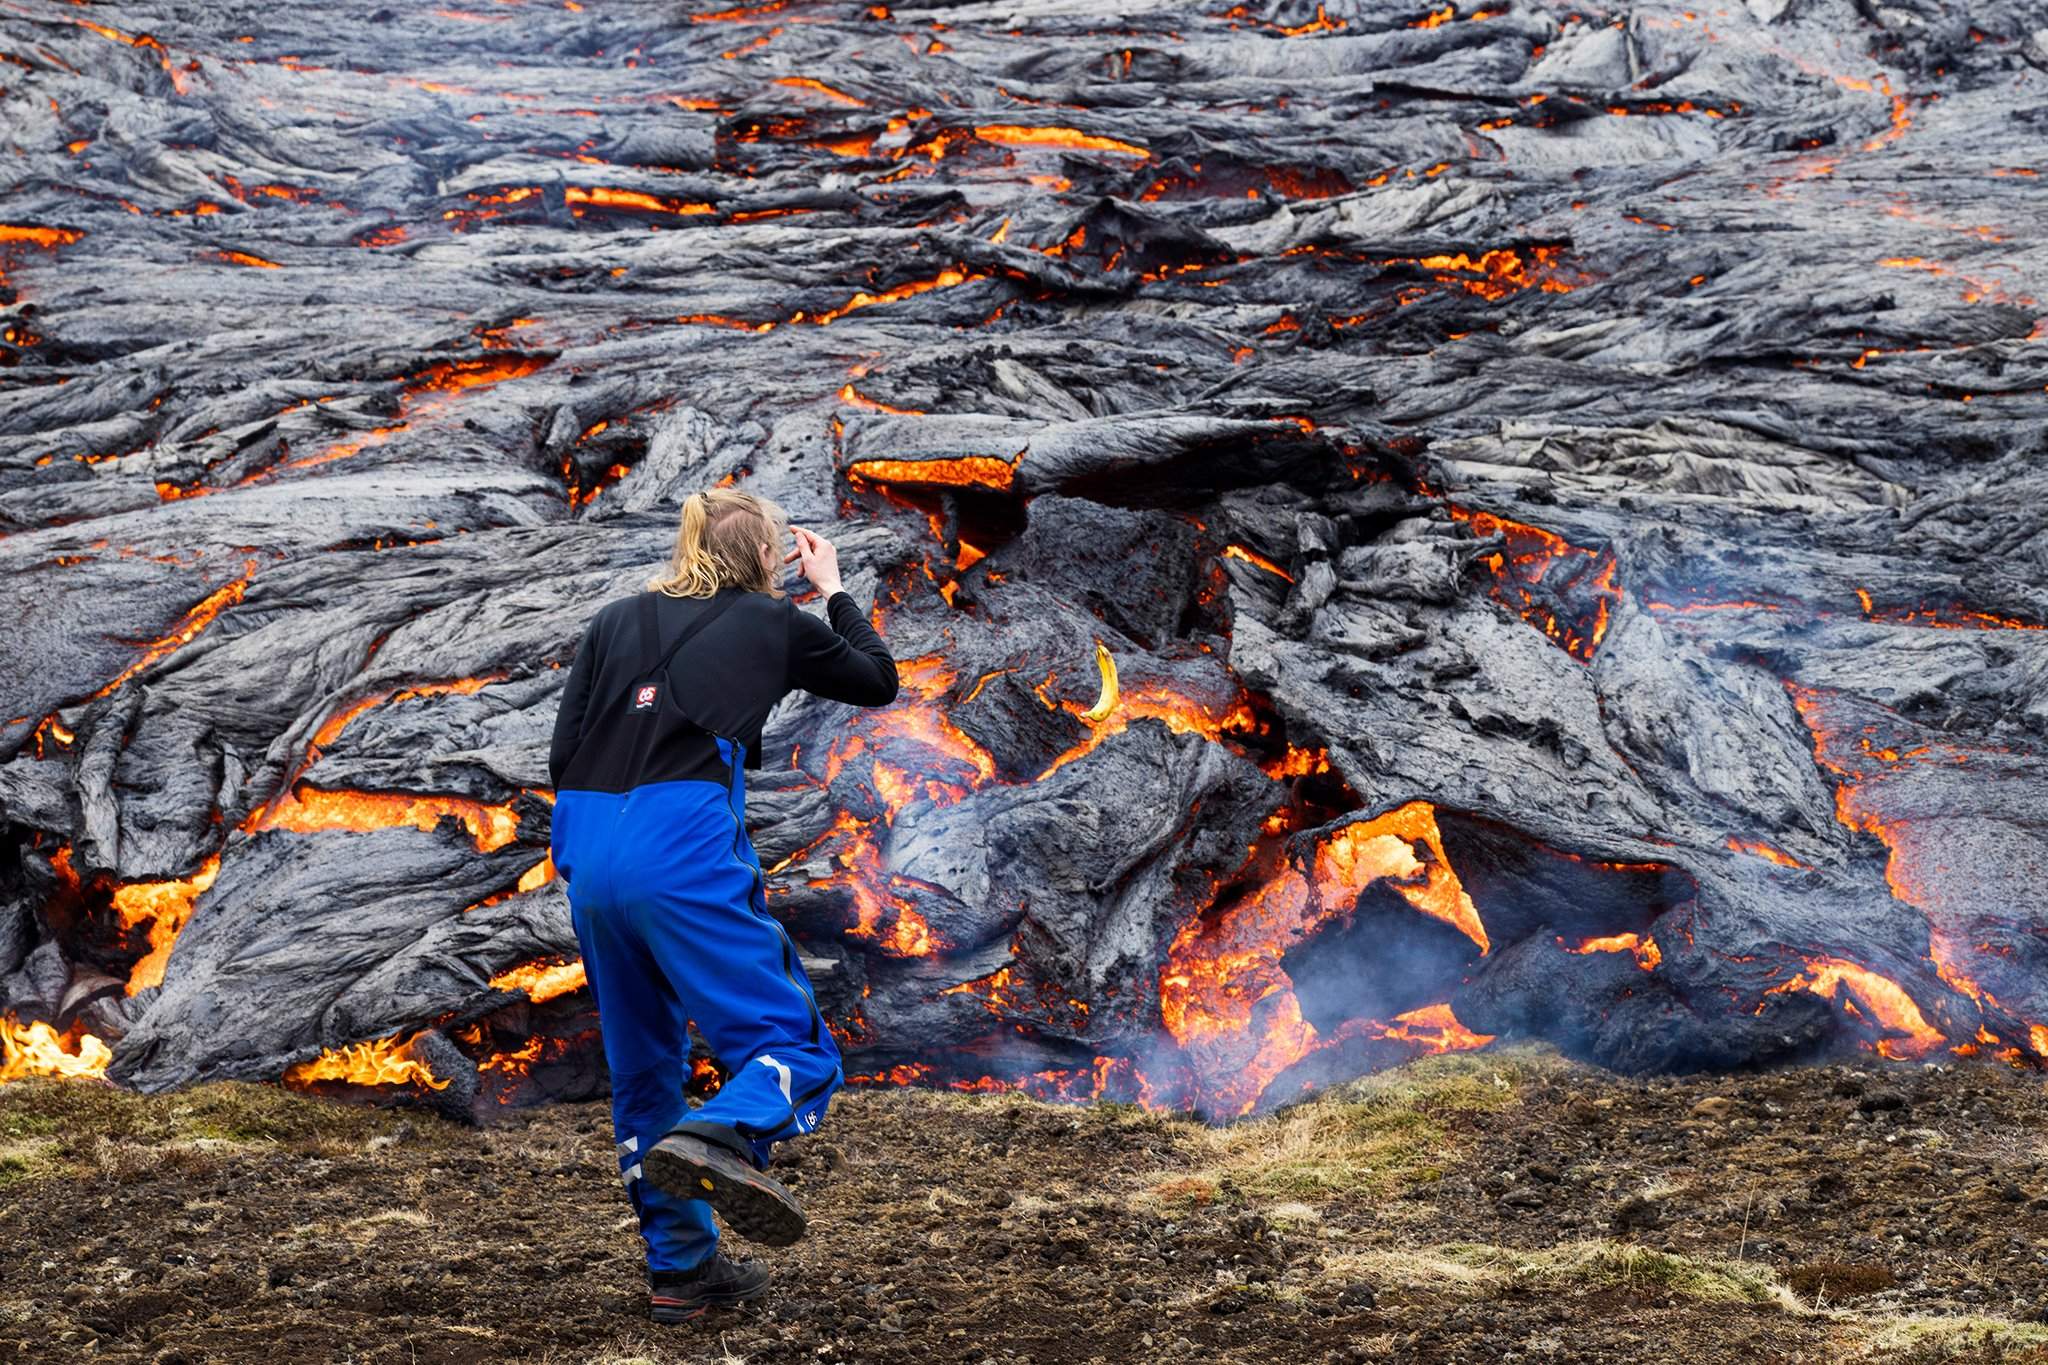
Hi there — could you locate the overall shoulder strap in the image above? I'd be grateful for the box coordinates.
[643,589,740,678]
[561,591,746,779]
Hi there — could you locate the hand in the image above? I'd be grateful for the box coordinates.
[787,526,844,597]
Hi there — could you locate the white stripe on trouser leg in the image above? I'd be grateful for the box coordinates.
[616,1136,639,1155]
[623,1163,642,1186]
[757,1054,794,1104]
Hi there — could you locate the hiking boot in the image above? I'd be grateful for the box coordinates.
[644,1129,808,1246]
[649,1253,770,1323]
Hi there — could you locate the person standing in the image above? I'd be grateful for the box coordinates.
[547,488,897,1321]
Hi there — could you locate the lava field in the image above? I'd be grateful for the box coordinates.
[0,0,2044,1121]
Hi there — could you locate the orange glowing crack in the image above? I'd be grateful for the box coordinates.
[91,558,259,699]
[774,76,865,106]
[973,125,1149,157]
[1449,506,1620,661]
[564,186,715,217]
[248,785,521,853]
[837,383,924,415]
[1766,956,1944,1060]
[0,1015,113,1083]
[210,250,282,269]
[1403,246,1580,300]
[313,674,506,749]
[489,957,587,1004]
[1562,931,1661,971]
[283,1033,449,1090]
[809,267,984,325]
[1370,1002,1493,1049]
[1724,836,1809,869]
[1222,544,1294,582]
[112,854,223,994]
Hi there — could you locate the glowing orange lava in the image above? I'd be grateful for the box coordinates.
[90,558,260,698]
[1767,956,1945,1060]
[112,854,223,993]
[973,125,1149,156]
[248,785,521,853]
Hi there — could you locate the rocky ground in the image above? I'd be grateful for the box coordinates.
[5,1048,2048,1364]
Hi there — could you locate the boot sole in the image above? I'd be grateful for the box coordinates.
[644,1134,808,1247]
[650,1278,768,1324]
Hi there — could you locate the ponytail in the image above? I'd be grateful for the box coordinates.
[649,488,788,599]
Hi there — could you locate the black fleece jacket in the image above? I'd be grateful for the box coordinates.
[549,588,897,792]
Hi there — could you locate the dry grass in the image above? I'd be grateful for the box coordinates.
[1155,1046,1558,1204]
[1843,1314,2048,1362]
[1309,1238,1800,1308]
[0,1075,457,1181]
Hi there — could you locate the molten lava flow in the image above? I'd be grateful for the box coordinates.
[1158,801,1487,1114]
[1039,673,1259,779]
[249,785,521,853]
[1449,507,1620,661]
[0,1015,113,1083]
[1766,956,1945,1060]
[1857,595,2043,631]
[313,674,505,749]
[1222,544,1294,582]
[1724,836,1809,869]
[489,957,587,1004]
[774,75,864,105]
[267,355,550,480]
[1386,246,1579,300]
[0,224,85,249]
[845,453,1017,491]
[1315,805,1488,953]
[112,854,223,994]
[838,383,924,415]
[808,267,985,325]
[283,1033,449,1090]
[1562,932,1661,971]
[972,125,1148,157]
[564,186,715,218]
[1368,1003,1494,1050]
[91,558,260,698]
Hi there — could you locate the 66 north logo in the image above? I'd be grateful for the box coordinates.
[632,684,659,711]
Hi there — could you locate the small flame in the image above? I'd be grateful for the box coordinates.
[488,957,587,1004]
[284,1033,449,1090]
[0,1015,113,1083]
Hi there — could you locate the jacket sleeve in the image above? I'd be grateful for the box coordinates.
[548,619,599,788]
[787,592,898,707]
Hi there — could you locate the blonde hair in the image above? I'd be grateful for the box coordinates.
[649,488,788,598]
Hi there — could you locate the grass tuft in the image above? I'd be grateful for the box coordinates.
[1159,1046,1558,1203]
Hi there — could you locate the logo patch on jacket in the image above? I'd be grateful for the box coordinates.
[632,684,659,711]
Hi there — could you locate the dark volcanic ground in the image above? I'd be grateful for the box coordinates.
[7,1050,2048,1364]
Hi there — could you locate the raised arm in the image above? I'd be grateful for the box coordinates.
[784,526,897,707]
